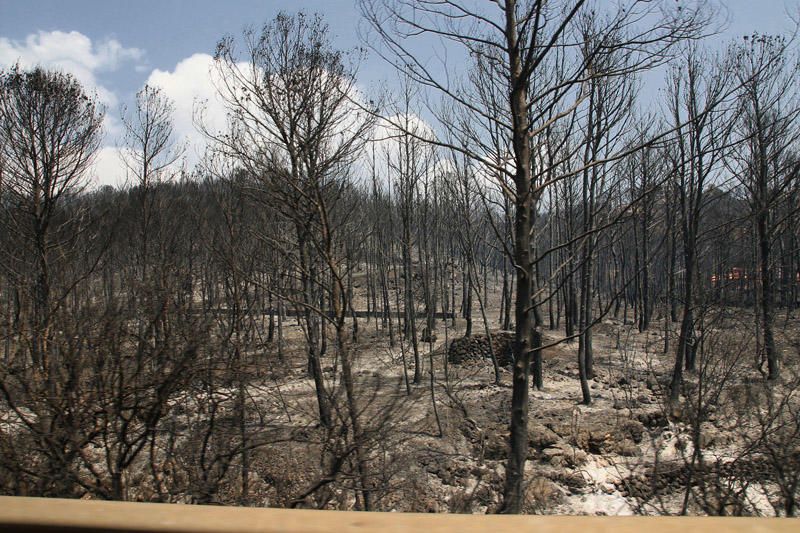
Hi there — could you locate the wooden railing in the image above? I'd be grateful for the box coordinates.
[0,496,796,532]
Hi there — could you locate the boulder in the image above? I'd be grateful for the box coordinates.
[525,477,563,508]
[554,471,588,494]
[637,410,668,429]
[618,419,646,444]
[548,417,645,455]
[543,443,588,467]
[614,438,641,457]
[529,424,561,450]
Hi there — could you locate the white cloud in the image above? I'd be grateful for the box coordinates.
[0,30,147,187]
[146,53,228,164]
[91,146,128,188]
[366,113,439,190]
[0,30,144,109]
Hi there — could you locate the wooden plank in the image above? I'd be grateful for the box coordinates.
[0,496,796,532]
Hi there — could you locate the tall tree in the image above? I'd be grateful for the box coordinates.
[728,34,800,380]
[667,46,734,402]
[361,0,708,513]
[0,65,103,371]
[210,11,377,508]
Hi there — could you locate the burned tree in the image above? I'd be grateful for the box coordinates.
[210,12,377,509]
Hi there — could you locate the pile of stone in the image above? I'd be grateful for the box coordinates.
[447,331,516,366]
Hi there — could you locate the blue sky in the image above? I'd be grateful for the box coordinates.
[0,0,797,185]
[0,1,396,101]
